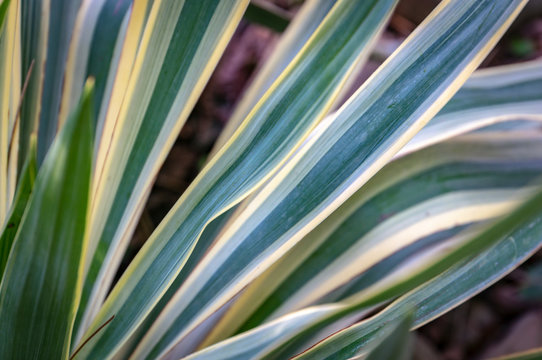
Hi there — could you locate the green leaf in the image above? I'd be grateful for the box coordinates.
[294,311,413,360]
[402,59,542,155]
[131,1,527,358]
[258,183,542,359]
[0,81,93,359]
[76,0,250,340]
[244,0,290,33]
[211,0,338,156]
[215,131,542,340]
[77,1,398,358]
[0,0,10,30]
[0,136,36,279]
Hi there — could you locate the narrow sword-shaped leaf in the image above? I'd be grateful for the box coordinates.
[76,0,249,339]
[57,0,132,132]
[0,0,20,224]
[0,81,93,360]
[295,311,413,360]
[184,177,542,359]
[137,1,527,358]
[18,0,45,169]
[209,132,542,341]
[210,0,339,157]
[73,0,149,341]
[401,59,542,156]
[77,1,399,358]
[259,184,542,359]
[35,0,83,163]
[0,135,35,279]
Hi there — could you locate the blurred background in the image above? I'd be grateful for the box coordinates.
[128,1,542,358]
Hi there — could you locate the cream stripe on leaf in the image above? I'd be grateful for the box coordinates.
[210,0,338,157]
[132,2,527,358]
[182,232,465,360]
[57,0,132,132]
[0,0,20,226]
[0,82,93,360]
[28,0,83,164]
[208,133,542,343]
[182,136,542,359]
[75,0,250,341]
[18,0,46,170]
[402,59,542,155]
[75,1,399,358]
[71,0,148,341]
[264,186,542,359]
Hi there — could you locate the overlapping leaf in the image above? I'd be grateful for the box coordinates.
[75,1,399,358]
[76,0,250,339]
[126,1,526,358]
[294,311,413,360]
[0,82,93,360]
[210,0,339,157]
[0,136,35,279]
[207,131,542,343]
[255,184,542,359]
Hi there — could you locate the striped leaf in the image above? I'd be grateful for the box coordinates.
[76,0,250,339]
[127,1,526,358]
[258,184,542,359]
[0,81,93,360]
[57,0,132,133]
[294,311,413,360]
[206,131,542,343]
[18,0,83,165]
[75,1,399,358]
[0,0,20,225]
[210,0,339,157]
[402,59,542,155]
[0,135,35,279]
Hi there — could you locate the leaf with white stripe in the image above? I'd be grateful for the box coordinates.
[210,0,339,157]
[133,2,526,358]
[207,132,542,342]
[76,0,250,339]
[258,185,542,359]
[402,59,542,156]
[76,1,399,358]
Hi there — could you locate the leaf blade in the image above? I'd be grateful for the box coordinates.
[0,81,94,359]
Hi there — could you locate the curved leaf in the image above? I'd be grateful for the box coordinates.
[77,1,399,358]
[137,1,527,358]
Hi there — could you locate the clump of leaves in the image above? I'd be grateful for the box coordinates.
[0,0,541,359]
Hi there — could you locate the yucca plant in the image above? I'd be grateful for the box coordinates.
[0,0,541,359]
